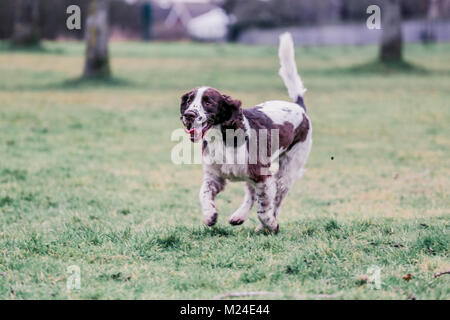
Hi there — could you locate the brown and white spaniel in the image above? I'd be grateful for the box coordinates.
[180,33,312,233]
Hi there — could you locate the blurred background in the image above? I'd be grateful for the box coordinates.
[0,0,448,78]
[1,0,449,44]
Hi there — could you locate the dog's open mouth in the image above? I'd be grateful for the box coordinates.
[184,123,212,142]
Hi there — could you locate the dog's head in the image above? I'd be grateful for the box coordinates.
[180,87,242,142]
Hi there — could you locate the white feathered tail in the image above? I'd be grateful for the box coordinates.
[278,32,306,104]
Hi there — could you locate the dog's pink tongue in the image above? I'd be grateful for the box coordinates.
[193,127,202,138]
[184,127,202,139]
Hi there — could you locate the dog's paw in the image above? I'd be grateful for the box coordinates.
[204,212,218,227]
[255,223,265,232]
[255,222,279,234]
[229,209,249,226]
[229,212,247,226]
[229,217,245,226]
[273,223,279,234]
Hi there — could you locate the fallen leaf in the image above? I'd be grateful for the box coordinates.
[355,275,369,285]
[402,274,412,282]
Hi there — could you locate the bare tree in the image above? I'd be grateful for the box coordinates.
[11,0,40,46]
[83,0,111,78]
[423,0,440,42]
[379,0,403,62]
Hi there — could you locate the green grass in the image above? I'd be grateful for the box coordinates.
[0,40,449,299]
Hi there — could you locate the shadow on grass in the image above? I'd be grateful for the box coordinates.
[346,59,429,74]
[189,224,283,239]
[57,75,134,90]
[190,225,237,238]
[318,59,442,76]
[0,42,65,55]
[0,75,135,92]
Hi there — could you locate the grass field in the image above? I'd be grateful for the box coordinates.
[0,40,449,299]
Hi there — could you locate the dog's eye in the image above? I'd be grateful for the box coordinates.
[203,98,212,107]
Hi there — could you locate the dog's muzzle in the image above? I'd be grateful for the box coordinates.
[182,110,211,142]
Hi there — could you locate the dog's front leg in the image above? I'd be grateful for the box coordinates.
[199,174,225,227]
[255,177,279,233]
[229,182,256,226]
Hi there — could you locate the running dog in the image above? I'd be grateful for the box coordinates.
[179,33,312,233]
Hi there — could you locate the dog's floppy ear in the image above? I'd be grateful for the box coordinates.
[219,94,243,127]
[180,92,191,115]
[221,94,241,111]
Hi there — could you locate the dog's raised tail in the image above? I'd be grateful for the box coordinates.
[278,32,306,110]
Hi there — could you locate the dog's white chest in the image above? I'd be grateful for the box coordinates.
[202,138,249,180]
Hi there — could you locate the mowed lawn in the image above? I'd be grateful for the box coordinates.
[0,40,449,299]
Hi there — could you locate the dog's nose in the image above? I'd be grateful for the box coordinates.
[183,110,197,120]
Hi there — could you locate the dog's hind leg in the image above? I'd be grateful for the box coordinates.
[229,182,256,226]
[273,160,302,218]
[273,140,311,218]
[200,174,226,227]
[273,170,301,218]
[255,176,279,234]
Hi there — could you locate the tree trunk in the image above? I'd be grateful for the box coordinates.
[83,0,111,78]
[424,0,439,42]
[379,0,403,62]
[11,0,40,47]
